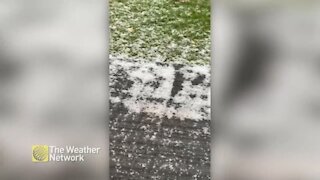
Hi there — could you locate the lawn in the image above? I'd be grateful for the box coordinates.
[109,0,211,65]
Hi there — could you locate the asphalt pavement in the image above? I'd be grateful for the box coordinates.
[109,58,211,179]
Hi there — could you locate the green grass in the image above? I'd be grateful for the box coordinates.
[110,0,211,65]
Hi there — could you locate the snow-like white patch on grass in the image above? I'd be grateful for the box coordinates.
[110,0,211,65]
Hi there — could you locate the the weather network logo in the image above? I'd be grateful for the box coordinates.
[32,144,101,163]
[32,145,49,162]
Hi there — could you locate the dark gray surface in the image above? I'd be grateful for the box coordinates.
[109,58,210,179]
